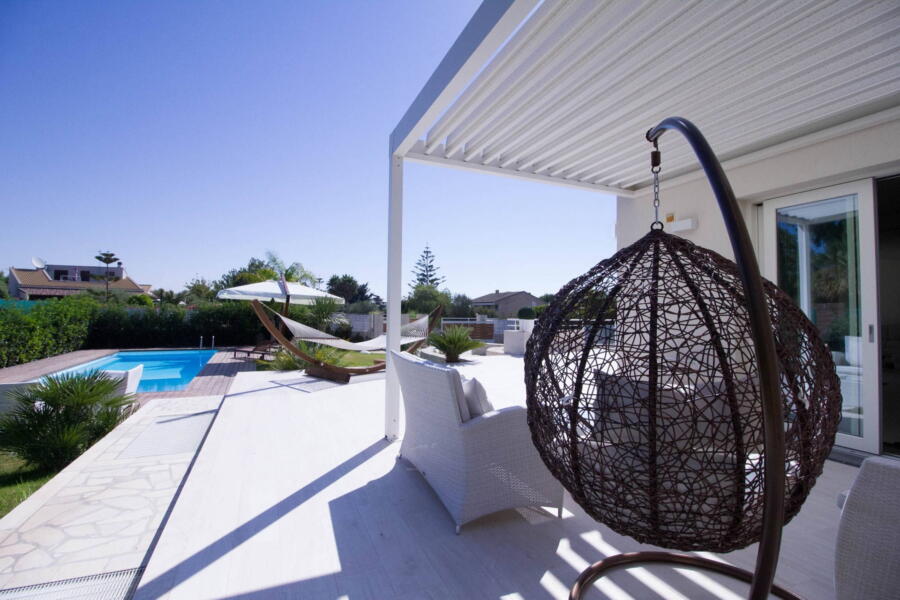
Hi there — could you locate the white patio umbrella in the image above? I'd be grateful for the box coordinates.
[216,279,344,306]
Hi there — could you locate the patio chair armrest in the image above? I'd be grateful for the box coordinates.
[457,405,563,516]
[459,406,536,454]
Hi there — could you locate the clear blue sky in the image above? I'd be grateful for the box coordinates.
[0,1,617,299]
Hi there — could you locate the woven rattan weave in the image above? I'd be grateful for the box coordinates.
[525,229,841,552]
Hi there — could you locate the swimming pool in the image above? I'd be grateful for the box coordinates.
[53,350,217,393]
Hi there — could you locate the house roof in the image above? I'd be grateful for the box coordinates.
[391,0,900,195]
[471,290,535,303]
[10,268,146,294]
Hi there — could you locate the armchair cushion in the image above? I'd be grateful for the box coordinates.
[461,376,492,418]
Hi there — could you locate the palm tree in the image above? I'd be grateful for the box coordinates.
[264,251,317,287]
[93,251,119,304]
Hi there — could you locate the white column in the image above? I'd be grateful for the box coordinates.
[797,223,811,316]
[385,155,404,440]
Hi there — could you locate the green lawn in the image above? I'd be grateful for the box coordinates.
[0,453,55,518]
[257,349,385,371]
[341,351,385,367]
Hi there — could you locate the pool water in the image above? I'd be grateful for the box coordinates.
[55,350,217,393]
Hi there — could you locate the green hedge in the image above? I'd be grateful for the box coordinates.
[0,296,97,368]
[83,302,273,349]
[0,297,298,368]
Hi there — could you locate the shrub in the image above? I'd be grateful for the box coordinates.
[406,285,451,315]
[474,307,497,318]
[0,306,40,368]
[259,343,348,371]
[0,295,356,368]
[83,302,269,349]
[296,341,348,367]
[0,296,98,368]
[127,294,154,308]
[428,326,483,363]
[331,321,353,341]
[188,302,265,347]
[534,305,548,317]
[0,372,135,471]
[342,300,380,314]
[447,294,474,318]
[257,349,306,371]
[517,306,537,319]
[306,298,341,331]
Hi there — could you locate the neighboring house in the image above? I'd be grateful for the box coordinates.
[7,262,150,300]
[471,290,541,318]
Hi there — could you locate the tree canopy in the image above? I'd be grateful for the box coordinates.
[404,285,451,315]
[215,253,317,290]
[446,293,474,318]
[183,277,216,304]
[92,251,120,303]
[410,245,445,290]
[152,289,185,305]
[264,251,317,287]
[327,274,372,304]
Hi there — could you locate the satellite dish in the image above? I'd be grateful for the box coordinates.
[31,257,46,269]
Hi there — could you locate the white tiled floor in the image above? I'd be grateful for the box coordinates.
[134,357,857,599]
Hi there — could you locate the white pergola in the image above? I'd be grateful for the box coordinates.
[384,0,900,438]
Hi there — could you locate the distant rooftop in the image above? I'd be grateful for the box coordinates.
[472,290,535,303]
[8,262,149,300]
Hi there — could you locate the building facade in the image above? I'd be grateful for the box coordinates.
[471,290,542,318]
[7,262,150,300]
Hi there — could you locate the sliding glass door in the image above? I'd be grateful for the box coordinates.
[763,180,880,453]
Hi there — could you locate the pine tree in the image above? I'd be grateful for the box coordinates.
[410,244,445,290]
[93,251,120,304]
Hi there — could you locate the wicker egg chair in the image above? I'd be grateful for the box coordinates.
[524,117,842,600]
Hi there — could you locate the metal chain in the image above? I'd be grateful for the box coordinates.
[653,168,660,222]
[651,145,662,230]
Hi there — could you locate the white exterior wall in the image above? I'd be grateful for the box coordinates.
[344,313,376,339]
[7,269,21,299]
[616,113,900,257]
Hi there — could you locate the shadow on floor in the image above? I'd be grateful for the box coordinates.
[210,457,755,599]
[134,439,391,599]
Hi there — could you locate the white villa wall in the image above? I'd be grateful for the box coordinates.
[7,270,20,299]
[615,112,900,258]
[339,312,390,340]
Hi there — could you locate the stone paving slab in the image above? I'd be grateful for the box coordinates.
[0,396,223,590]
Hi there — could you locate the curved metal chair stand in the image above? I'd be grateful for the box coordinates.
[525,117,840,600]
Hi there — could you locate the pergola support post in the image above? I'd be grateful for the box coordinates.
[385,154,404,440]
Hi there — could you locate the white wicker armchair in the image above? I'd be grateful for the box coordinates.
[391,351,564,533]
[834,456,900,600]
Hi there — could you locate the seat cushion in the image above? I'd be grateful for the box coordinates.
[461,376,493,418]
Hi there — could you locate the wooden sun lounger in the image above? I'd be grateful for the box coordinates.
[249,300,442,383]
[233,341,277,359]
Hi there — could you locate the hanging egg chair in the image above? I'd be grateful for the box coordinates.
[524,117,842,600]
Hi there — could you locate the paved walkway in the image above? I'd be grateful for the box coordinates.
[0,350,116,383]
[0,396,222,590]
